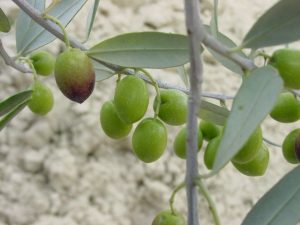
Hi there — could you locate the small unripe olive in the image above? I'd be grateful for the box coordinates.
[232,144,269,177]
[114,76,149,124]
[28,81,54,115]
[282,129,300,164]
[199,120,221,141]
[132,118,167,163]
[30,51,55,76]
[55,48,95,103]
[204,135,221,170]
[173,127,203,159]
[152,210,186,225]
[153,89,188,126]
[232,127,263,164]
[269,49,300,89]
[100,100,132,139]
[270,92,300,123]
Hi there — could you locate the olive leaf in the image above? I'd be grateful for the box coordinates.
[242,0,300,49]
[16,0,87,55]
[0,90,32,117]
[242,165,300,225]
[198,100,229,126]
[87,32,190,69]
[212,66,283,172]
[0,101,29,131]
[92,60,115,82]
[0,8,11,33]
[84,0,101,42]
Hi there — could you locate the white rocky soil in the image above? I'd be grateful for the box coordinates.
[0,0,299,225]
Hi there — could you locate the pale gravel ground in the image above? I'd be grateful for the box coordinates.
[0,1,299,225]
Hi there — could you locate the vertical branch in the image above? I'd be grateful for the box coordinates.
[184,0,205,225]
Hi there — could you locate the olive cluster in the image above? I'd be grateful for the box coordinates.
[27,48,95,115]
[27,48,300,173]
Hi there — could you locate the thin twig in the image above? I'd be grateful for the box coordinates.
[0,40,31,73]
[184,0,205,224]
[169,182,186,214]
[202,34,256,71]
[195,178,221,225]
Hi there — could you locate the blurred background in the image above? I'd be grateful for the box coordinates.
[0,0,298,225]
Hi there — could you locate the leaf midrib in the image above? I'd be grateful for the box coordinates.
[88,48,188,55]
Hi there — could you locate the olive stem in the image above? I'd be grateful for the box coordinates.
[138,69,161,118]
[18,57,38,81]
[42,14,71,49]
[169,182,186,215]
[195,178,221,225]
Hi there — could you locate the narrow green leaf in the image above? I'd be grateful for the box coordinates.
[85,0,100,42]
[16,0,87,55]
[242,0,300,49]
[93,60,114,81]
[16,0,45,53]
[87,32,190,69]
[0,101,28,131]
[177,66,189,88]
[0,8,11,33]
[212,66,283,171]
[204,25,247,76]
[0,90,32,117]
[198,100,229,126]
[209,0,219,38]
[242,166,300,225]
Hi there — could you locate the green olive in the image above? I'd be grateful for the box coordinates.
[199,120,221,141]
[232,127,263,164]
[204,135,221,170]
[173,126,203,159]
[270,92,300,123]
[269,49,300,89]
[282,129,300,164]
[132,118,167,163]
[114,76,149,124]
[28,81,54,115]
[152,210,186,225]
[30,51,55,76]
[232,144,269,176]
[100,100,132,139]
[153,89,188,126]
[55,48,95,103]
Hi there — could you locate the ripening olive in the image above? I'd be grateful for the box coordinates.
[28,81,54,115]
[114,76,149,124]
[100,100,132,139]
[30,51,55,76]
[132,118,167,163]
[199,120,221,141]
[153,89,188,126]
[204,135,221,170]
[269,49,300,89]
[282,129,300,164]
[270,92,300,123]
[173,126,203,159]
[232,144,269,177]
[232,127,263,164]
[55,48,95,103]
[152,210,186,225]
